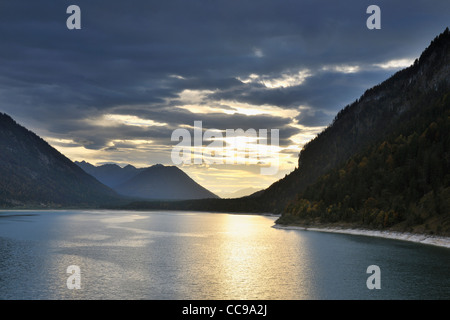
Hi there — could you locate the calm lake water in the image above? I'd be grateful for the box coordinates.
[0,210,449,300]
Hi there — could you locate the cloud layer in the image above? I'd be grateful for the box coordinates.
[1,0,449,195]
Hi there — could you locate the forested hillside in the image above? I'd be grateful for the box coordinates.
[279,88,450,235]
[277,29,450,235]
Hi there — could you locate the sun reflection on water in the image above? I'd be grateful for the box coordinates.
[210,214,317,299]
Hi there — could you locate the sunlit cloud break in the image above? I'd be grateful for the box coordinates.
[237,69,312,88]
[321,64,361,74]
[102,114,168,127]
[171,121,280,175]
[373,58,415,70]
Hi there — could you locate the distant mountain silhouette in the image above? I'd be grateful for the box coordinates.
[221,187,263,199]
[0,113,119,207]
[75,161,143,188]
[116,164,219,200]
[77,162,219,200]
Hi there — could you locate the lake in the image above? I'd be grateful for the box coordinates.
[0,210,449,300]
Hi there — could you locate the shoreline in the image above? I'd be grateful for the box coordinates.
[273,224,450,249]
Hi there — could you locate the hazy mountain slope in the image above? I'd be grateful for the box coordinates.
[221,187,263,199]
[114,164,219,200]
[0,113,120,207]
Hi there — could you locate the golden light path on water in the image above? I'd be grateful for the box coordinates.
[43,211,317,300]
[211,214,315,299]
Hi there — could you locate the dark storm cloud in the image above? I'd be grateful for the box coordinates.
[1,0,449,155]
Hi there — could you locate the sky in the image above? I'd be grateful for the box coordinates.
[0,0,449,198]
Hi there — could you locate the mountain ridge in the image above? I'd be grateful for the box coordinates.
[116,164,219,200]
[275,28,450,235]
[256,27,450,213]
[75,160,144,188]
[0,113,120,207]
[77,161,219,200]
